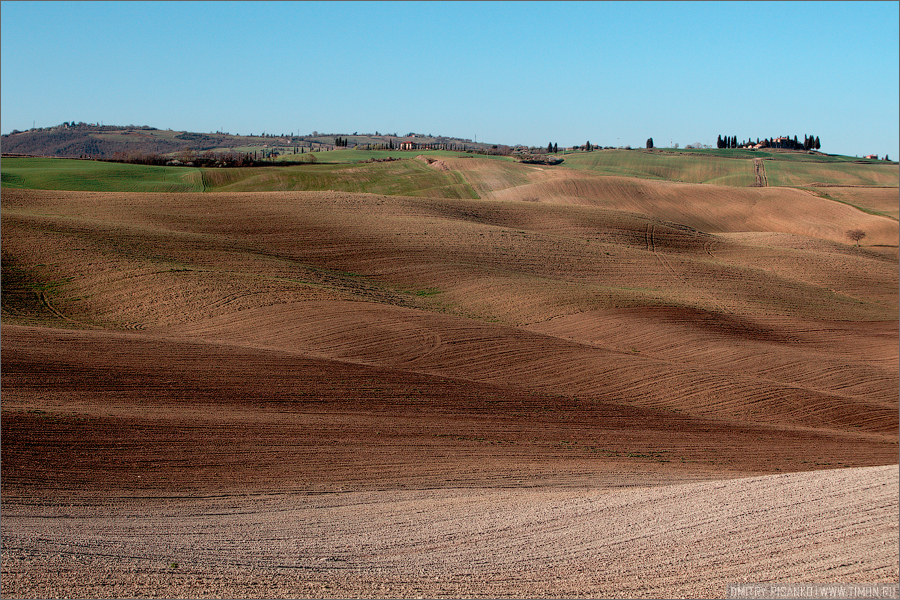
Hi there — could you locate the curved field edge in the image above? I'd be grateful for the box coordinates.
[798,186,900,221]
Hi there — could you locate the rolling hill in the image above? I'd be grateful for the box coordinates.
[1,123,494,160]
[2,148,897,597]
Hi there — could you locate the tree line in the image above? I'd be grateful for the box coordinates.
[717,134,820,151]
[101,149,319,168]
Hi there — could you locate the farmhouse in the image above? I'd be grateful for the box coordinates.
[399,140,436,151]
[770,137,793,149]
[865,154,878,159]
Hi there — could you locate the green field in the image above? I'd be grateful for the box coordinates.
[3,150,896,195]
[557,149,898,187]
[0,156,479,198]
[200,158,478,198]
[558,150,757,185]
[763,160,898,186]
[657,147,886,163]
[0,157,204,192]
[268,148,512,164]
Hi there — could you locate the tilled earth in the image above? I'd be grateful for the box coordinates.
[2,325,898,598]
[2,185,898,598]
[2,467,897,599]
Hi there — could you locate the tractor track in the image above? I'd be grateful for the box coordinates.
[753,158,768,187]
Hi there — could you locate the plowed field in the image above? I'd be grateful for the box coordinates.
[2,157,897,599]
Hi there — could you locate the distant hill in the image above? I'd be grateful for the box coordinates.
[1,123,500,159]
[5,123,897,166]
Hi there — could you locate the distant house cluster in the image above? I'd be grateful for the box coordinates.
[749,137,794,150]
[398,139,439,151]
[717,134,820,151]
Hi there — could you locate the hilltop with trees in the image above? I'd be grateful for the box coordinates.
[0,123,501,161]
[2,122,895,165]
[717,133,821,151]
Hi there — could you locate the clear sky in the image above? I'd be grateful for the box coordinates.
[2,1,898,158]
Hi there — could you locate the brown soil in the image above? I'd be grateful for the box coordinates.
[2,175,897,597]
[805,185,900,220]
[3,466,896,599]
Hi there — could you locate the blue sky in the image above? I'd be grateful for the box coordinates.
[2,1,898,158]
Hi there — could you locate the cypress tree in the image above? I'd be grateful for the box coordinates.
[814,136,820,150]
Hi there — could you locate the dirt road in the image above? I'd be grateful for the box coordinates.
[754,158,768,187]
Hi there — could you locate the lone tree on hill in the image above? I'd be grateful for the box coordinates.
[646,137,654,149]
[846,229,866,246]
